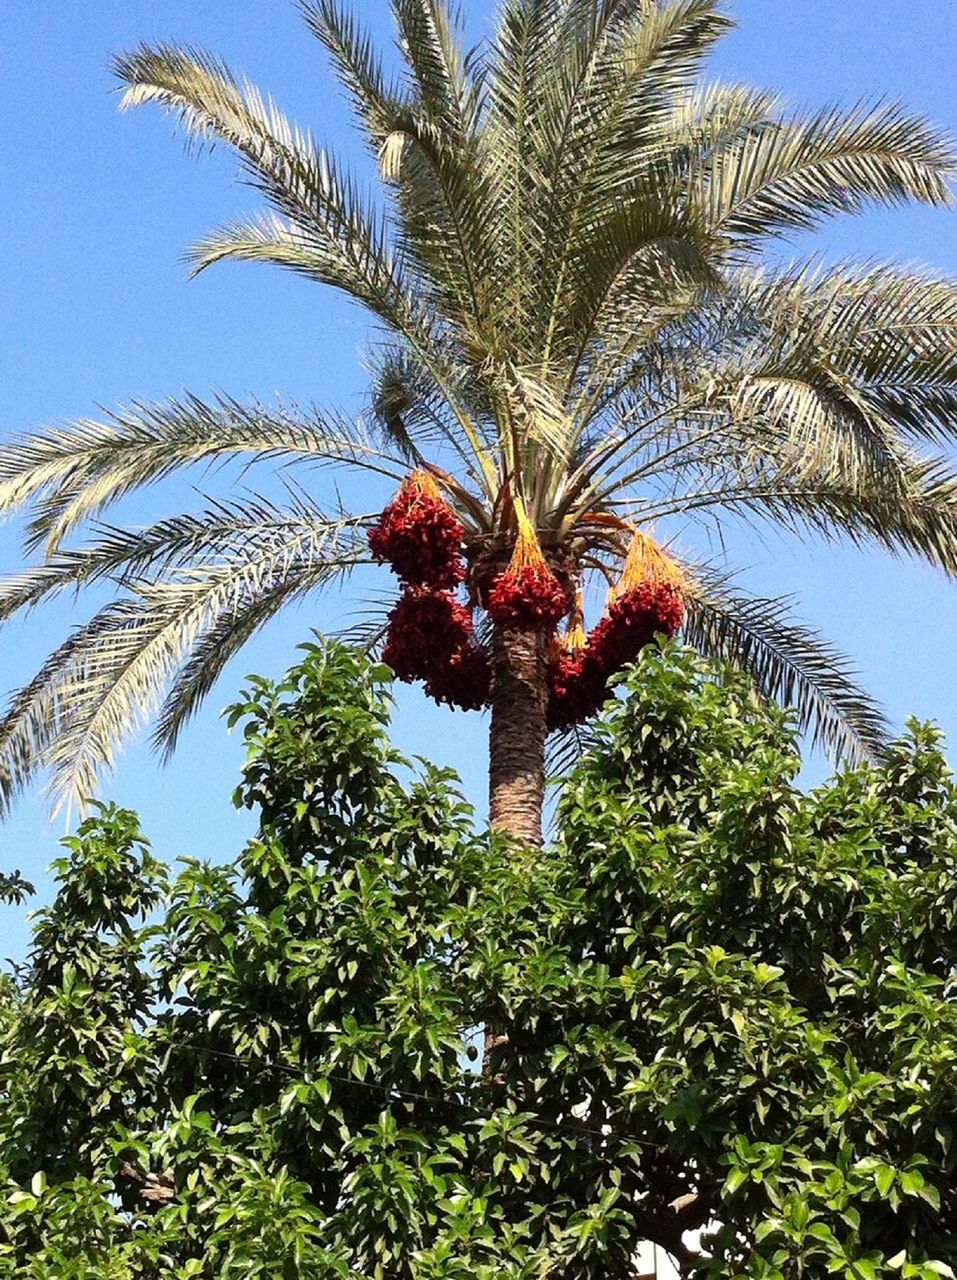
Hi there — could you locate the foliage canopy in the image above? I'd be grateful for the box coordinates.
[2,640,957,1277]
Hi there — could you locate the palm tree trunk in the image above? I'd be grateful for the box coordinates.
[488,624,548,846]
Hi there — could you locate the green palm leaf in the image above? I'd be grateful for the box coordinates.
[0,396,401,554]
[700,101,953,240]
[683,575,890,764]
[0,513,365,813]
[0,501,373,622]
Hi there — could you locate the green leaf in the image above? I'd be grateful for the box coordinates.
[724,1168,748,1196]
[920,1184,942,1212]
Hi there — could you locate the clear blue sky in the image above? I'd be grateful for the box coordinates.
[2,1,956,960]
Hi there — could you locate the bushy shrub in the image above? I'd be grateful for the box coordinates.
[2,640,956,1278]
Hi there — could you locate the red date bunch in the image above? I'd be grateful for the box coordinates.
[547,536,686,731]
[488,505,569,630]
[425,642,491,712]
[368,471,465,590]
[547,648,608,731]
[382,591,474,681]
[383,590,491,712]
[547,599,605,730]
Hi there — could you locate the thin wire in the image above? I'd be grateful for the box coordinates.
[174,1038,662,1152]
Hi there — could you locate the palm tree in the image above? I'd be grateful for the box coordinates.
[2,0,957,845]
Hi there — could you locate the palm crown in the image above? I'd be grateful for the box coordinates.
[2,0,957,839]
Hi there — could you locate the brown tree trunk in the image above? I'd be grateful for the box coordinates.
[488,623,549,846]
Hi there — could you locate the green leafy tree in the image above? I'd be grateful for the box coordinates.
[2,638,957,1276]
[2,1,957,841]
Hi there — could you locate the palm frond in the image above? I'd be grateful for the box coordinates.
[151,572,321,758]
[739,262,957,448]
[503,365,579,477]
[561,187,717,385]
[683,574,890,765]
[699,101,954,240]
[532,0,731,357]
[0,502,372,623]
[391,0,479,134]
[642,80,783,175]
[539,0,732,200]
[665,455,957,575]
[187,206,395,311]
[364,343,490,486]
[573,263,954,521]
[299,0,405,149]
[729,369,908,485]
[482,0,564,342]
[114,44,446,339]
[115,42,342,226]
[0,519,365,813]
[372,108,499,335]
[323,6,494,345]
[569,0,735,183]
[546,719,599,781]
[0,396,401,553]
